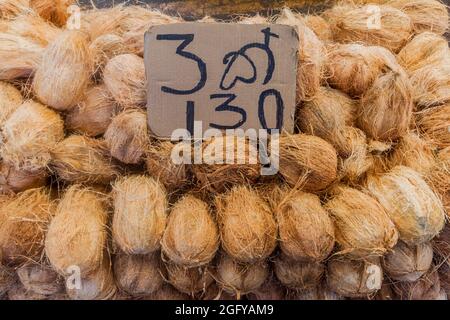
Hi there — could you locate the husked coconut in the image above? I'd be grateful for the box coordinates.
[416,103,450,149]
[0,263,15,296]
[288,283,344,300]
[143,284,190,300]
[90,34,127,77]
[274,254,324,290]
[200,282,236,300]
[246,277,286,300]
[165,264,213,296]
[410,64,450,108]
[6,13,62,46]
[427,148,449,214]
[303,14,332,42]
[0,160,47,195]
[0,81,22,126]
[393,269,442,300]
[17,262,64,296]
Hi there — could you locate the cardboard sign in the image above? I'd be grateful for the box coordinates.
[144,23,298,138]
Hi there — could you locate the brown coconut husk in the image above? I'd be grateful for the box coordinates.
[17,262,64,296]
[192,135,260,193]
[113,251,164,297]
[216,185,277,263]
[388,0,449,35]
[410,64,450,108]
[103,54,146,109]
[327,256,383,298]
[200,282,237,300]
[433,222,450,259]
[276,8,326,102]
[7,284,49,300]
[0,81,22,126]
[325,185,398,258]
[274,254,324,290]
[0,187,54,265]
[65,85,120,137]
[427,148,450,214]
[303,14,332,42]
[162,195,219,267]
[366,166,446,244]
[112,175,167,255]
[89,34,127,78]
[325,4,412,53]
[274,188,335,262]
[45,185,108,275]
[246,276,286,300]
[393,269,442,300]
[0,263,15,296]
[287,283,344,300]
[277,133,338,192]
[383,241,433,282]
[0,0,29,19]
[29,0,74,27]
[438,260,450,295]
[358,69,413,141]
[215,254,269,298]
[143,284,190,300]
[416,103,450,149]
[0,100,64,172]
[50,135,119,185]
[33,30,92,111]
[239,14,268,24]
[0,162,46,194]
[104,109,149,164]
[165,263,213,296]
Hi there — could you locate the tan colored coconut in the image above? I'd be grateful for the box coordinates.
[433,222,450,259]
[0,162,46,194]
[112,175,168,254]
[103,54,146,109]
[45,185,108,275]
[0,100,64,172]
[90,34,127,77]
[393,269,442,300]
[383,241,433,282]
[66,85,119,137]
[192,135,260,193]
[366,166,445,244]
[325,185,398,257]
[246,277,286,300]
[17,262,64,296]
[303,14,332,42]
[0,81,22,126]
[33,30,92,111]
[276,8,325,101]
[358,70,413,141]
[427,148,450,214]
[0,263,15,296]
[104,109,149,164]
[165,264,213,296]
[410,64,450,108]
[216,254,269,298]
[144,284,190,300]
[162,195,219,267]
[388,0,449,35]
[0,0,29,19]
[113,252,163,297]
[325,4,412,53]
[0,187,53,265]
[417,103,450,149]
[274,254,324,290]
[327,256,383,298]
[216,185,277,263]
[29,0,74,27]
[6,13,61,46]
[50,135,119,184]
[200,282,236,300]
[275,188,335,262]
[277,134,338,192]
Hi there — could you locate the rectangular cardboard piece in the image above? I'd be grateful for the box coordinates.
[145,23,298,138]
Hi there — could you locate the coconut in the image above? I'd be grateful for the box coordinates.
[325,4,412,53]
[274,254,324,290]
[6,13,62,46]
[427,148,450,214]
[7,284,49,300]
[215,254,269,298]
[0,263,15,296]
[393,269,442,300]
[275,188,335,262]
[45,185,108,275]
[33,30,91,111]
[0,0,29,19]
[358,69,413,141]
[288,283,344,300]
[383,241,433,282]
[276,8,325,101]
[438,260,450,295]
[90,34,127,77]
[327,256,383,298]
[29,0,74,27]
[200,282,236,300]
[325,185,398,257]
[303,14,332,42]
[144,284,190,300]
[65,85,120,137]
[113,251,163,297]
[366,166,445,244]
[162,195,219,267]
[50,135,119,184]
[104,109,149,164]
[192,135,260,193]
[112,175,168,254]
[165,263,213,296]
[410,64,450,108]
[216,185,277,263]
[0,162,46,194]
[246,277,286,300]
[17,262,64,296]
[417,103,450,149]
[277,134,338,192]
[388,0,449,35]
[103,54,146,109]
[433,222,450,259]
[0,81,22,126]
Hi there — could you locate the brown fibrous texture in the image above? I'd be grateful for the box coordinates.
[89,34,127,77]
[0,0,29,19]
[246,276,286,300]
[0,162,47,194]
[303,14,332,42]
[17,262,64,296]
[0,81,22,126]
[29,0,74,27]
[274,254,324,290]
[416,103,450,149]
[393,269,442,300]
[165,263,213,296]
[410,64,450,108]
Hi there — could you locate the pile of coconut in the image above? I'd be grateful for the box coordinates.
[0,0,449,300]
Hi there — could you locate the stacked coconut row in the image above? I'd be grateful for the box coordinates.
[0,0,449,300]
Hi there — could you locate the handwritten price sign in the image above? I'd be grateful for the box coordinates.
[144,23,298,138]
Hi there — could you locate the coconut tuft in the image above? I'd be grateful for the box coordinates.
[216,185,277,263]
[29,0,74,27]
[45,185,108,276]
[65,85,120,137]
[0,81,22,126]
[393,269,442,300]
[17,262,64,296]
[274,254,324,290]
[50,135,119,185]
[274,188,335,262]
[303,14,332,42]
[416,103,450,149]
[410,64,450,108]
[366,166,445,244]
[89,34,127,78]
[383,240,433,282]
[162,195,219,267]
[0,162,46,194]
[165,263,213,296]
[112,175,168,255]
[33,30,92,111]
[104,109,149,164]
[113,251,164,297]
[103,54,146,109]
